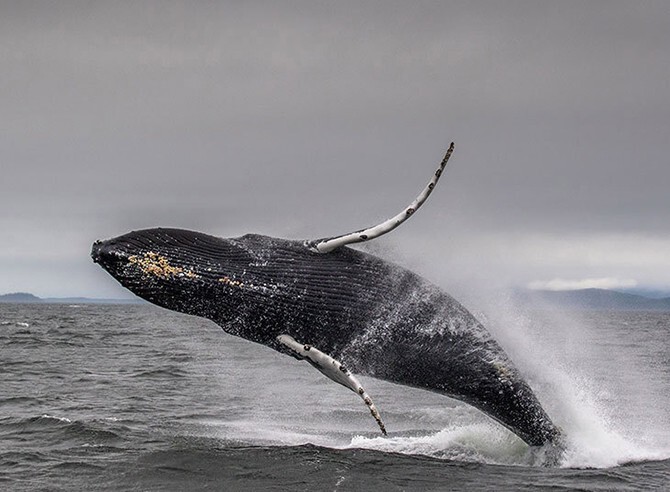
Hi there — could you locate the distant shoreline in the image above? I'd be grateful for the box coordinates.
[2,288,669,310]
[0,292,144,305]
[514,287,670,311]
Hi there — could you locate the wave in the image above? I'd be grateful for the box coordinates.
[0,396,40,406]
[0,414,129,447]
[130,366,189,379]
[0,321,30,327]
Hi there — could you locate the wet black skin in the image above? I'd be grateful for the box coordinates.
[92,227,562,447]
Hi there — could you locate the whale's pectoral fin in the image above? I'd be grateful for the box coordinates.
[305,142,455,253]
[277,334,387,436]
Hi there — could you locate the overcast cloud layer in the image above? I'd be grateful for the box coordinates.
[1,1,669,298]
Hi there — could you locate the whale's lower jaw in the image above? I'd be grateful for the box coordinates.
[92,228,562,449]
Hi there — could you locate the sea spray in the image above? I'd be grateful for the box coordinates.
[478,292,670,468]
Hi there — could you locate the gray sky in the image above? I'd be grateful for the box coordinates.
[1,1,669,298]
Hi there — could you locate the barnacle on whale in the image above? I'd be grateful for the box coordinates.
[128,252,199,279]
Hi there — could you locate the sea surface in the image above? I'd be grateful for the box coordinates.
[1,302,669,491]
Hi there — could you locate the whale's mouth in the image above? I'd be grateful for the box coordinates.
[91,239,119,266]
[90,240,102,263]
[91,236,146,280]
[91,238,128,273]
[91,239,104,265]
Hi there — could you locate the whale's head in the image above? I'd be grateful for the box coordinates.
[91,228,307,331]
[90,227,375,344]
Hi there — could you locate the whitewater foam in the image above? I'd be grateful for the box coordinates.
[349,423,534,465]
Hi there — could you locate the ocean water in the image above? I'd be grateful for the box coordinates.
[1,302,669,491]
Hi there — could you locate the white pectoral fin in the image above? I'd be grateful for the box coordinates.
[277,334,387,436]
[305,142,454,253]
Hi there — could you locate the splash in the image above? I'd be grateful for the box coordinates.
[349,424,534,465]
[199,285,670,469]
[472,291,670,468]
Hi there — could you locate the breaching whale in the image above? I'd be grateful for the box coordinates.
[91,143,563,449]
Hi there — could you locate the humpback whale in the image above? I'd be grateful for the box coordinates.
[91,143,563,450]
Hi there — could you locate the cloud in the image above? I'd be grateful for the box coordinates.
[1,1,669,296]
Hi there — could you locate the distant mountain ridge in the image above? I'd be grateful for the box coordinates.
[0,292,143,304]
[0,292,42,303]
[517,288,670,311]
[2,289,669,310]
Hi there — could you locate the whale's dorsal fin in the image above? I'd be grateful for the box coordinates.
[305,142,455,253]
[276,334,387,435]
